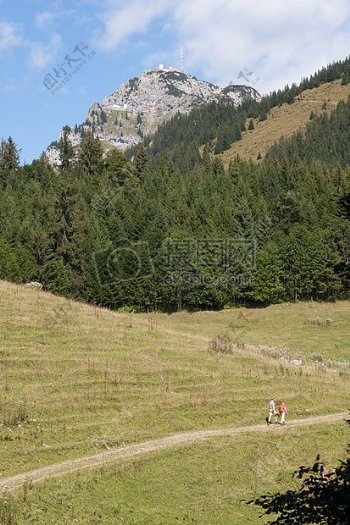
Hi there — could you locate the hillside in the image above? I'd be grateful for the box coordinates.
[219,79,350,165]
[0,281,349,523]
[46,67,260,165]
[139,56,350,168]
[2,57,350,312]
[2,100,350,311]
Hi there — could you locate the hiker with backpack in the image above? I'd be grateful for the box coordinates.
[278,401,287,425]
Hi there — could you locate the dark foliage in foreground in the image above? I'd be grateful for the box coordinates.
[248,417,350,524]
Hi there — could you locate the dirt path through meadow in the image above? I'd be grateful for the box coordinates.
[1,412,347,492]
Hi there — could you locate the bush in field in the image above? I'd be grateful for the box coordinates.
[208,334,233,354]
[249,416,350,524]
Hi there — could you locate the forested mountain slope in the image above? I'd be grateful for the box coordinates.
[220,79,350,165]
[1,59,350,311]
[138,56,350,172]
[46,68,260,165]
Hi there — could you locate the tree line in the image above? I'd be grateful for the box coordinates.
[1,89,350,311]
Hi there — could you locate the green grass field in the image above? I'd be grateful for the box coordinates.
[1,423,349,524]
[140,301,350,362]
[0,281,349,523]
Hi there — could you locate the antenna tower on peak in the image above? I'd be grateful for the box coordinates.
[180,46,184,73]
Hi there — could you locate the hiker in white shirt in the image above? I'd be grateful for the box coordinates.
[267,398,276,425]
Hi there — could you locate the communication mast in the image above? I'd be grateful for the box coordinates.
[180,46,184,73]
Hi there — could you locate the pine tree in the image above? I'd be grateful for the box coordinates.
[103,149,133,185]
[42,184,79,294]
[0,238,21,282]
[78,134,103,177]
[43,258,71,295]
[0,137,20,173]
[59,131,74,170]
[215,124,232,154]
[250,242,285,305]
[50,185,78,266]
[133,145,149,180]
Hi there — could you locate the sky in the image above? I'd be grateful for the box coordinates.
[1,0,350,163]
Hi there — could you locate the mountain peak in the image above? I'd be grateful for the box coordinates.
[46,68,260,164]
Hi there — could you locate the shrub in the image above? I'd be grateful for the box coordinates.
[208,334,233,354]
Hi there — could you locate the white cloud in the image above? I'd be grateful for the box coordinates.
[29,33,62,69]
[0,21,22,51]
[96,0,350,93]
[173,0,350,92]
[96,0,172,51]
[35,12,55,31]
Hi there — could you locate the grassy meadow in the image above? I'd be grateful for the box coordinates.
[1,423,349,524]
[0,280,349,523]
[142,301,350,362]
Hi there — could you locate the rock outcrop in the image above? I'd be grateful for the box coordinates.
[46,66,261,164]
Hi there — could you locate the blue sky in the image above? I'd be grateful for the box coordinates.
[1,0,350,163]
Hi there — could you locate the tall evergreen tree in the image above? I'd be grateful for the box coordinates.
[133,145,149,180]
[0,137,20,173]
[250,242,285,305]
[78,134,103,177]
[104,149,133,185]
[59,131,74,170]
[42,184,82,294]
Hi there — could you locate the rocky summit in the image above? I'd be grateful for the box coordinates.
[46,66,260,164]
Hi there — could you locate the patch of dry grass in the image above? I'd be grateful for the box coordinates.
[219,79,350,165]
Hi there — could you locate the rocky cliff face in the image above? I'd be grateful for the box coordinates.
[46,66,260,164]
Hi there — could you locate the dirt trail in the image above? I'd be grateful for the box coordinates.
[1,412,347,492]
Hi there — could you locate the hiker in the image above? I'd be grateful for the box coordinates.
[267,398,276,425]
[278,401,287,425]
